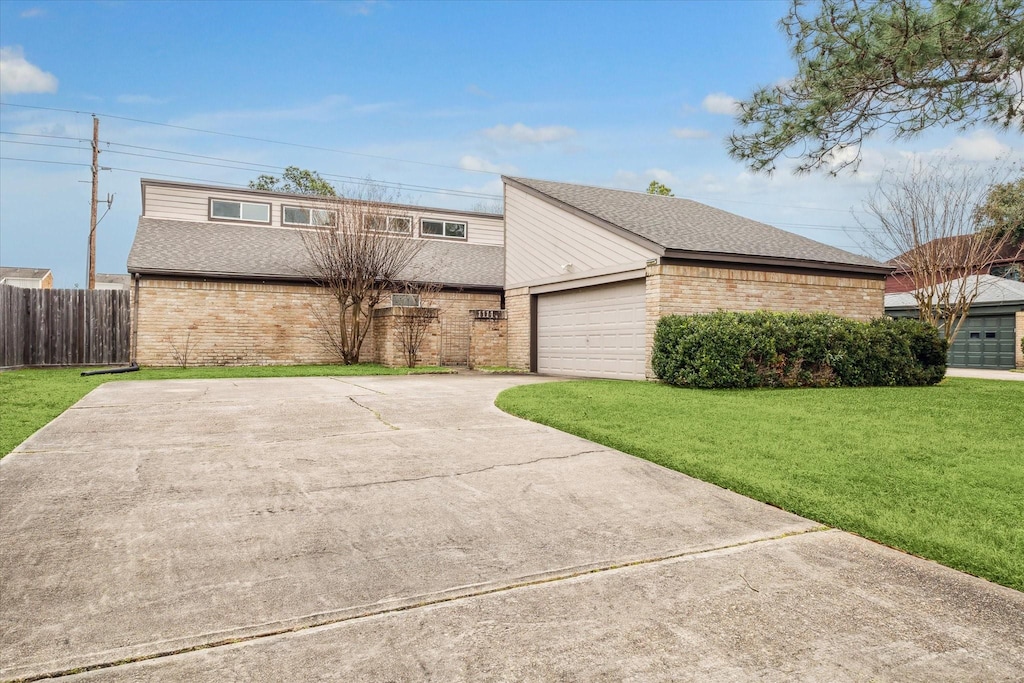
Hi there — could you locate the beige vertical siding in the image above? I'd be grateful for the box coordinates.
[504,184,657,288]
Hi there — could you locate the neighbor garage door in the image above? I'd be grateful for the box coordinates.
[537,279,646,380]
[948,314,1016,369]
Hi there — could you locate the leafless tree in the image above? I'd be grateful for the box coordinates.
[301,186,426,364]
[166,326,200,369]
[392,282,443,367]
[861,161,1019,343]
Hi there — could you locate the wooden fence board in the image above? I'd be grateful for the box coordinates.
[0,285,131,368]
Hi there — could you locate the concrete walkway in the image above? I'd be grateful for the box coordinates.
[1,375,1021,681]
[946,367,1024,381]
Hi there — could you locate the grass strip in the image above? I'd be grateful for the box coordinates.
[496,378,1024,591]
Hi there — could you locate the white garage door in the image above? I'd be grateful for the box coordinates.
[537,279,646,380]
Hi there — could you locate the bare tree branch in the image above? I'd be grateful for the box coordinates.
[300,186,425,364]
[860,161,1017,342]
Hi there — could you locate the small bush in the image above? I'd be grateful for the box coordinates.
[652,311,946,389]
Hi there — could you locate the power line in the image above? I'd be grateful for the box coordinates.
[0,131,502,200]
[0,156,90,167]
[0,101,497,175]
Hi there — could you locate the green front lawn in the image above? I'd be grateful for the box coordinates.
[0,364,450,458]
[496,378,1024,591]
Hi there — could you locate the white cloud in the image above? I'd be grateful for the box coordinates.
[944,130,1011,162]
[0,46,58,95]
[671,127,711,140]
[483,122,576,144]
[117,94,169,105]
[701,92,739,116]
[645,168,679,184]
[458,155,515,174]
[20,8,46,18]
[466,84,492,98]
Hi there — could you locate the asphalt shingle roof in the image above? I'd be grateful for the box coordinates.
[885,275,1024,309]
[128,218,505,289]
[506,176,887,271]
[1,267,51,279]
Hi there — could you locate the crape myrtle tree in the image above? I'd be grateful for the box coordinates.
[861,161,1018,343]
[729,0,1024,174]
[300,186,426,364]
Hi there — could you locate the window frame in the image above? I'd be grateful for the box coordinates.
[419,218,468,241]
[282,204,337,227]
[208,198,272,224]
[363,213,413,235]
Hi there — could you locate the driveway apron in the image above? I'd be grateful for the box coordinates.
[1,374,1021,681]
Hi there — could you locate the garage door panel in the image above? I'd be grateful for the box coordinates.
[948,314,1015,370]
[537,280,646,380]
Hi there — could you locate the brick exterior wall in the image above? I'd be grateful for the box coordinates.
[134,277,502,367]
[505,287,531,370]
[1016,310,1024,369]
[469,315,508,368]
[372,307,441,367]
[644,263,886,377]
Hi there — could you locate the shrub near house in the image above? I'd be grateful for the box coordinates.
[652,311,946,388]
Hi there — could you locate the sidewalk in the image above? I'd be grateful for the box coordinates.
[946,367,1024,381]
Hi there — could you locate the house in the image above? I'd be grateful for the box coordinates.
[501,177,891,379]
[95,274,131,291]
[885,275,1024,370]
[886,237,1024,293]
[127,176,891,375]
[127,179,506,367]
[0,267,53,289]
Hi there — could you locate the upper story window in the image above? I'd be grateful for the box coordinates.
[210,198,271,223]
[421,219,467,240]
[363,214,412,235]
[283,205,336,227]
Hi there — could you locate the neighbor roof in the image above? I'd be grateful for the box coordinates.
[127,218,504,289]
[1,267,51,280]
[504,176,889,274]
[885,274,1024,309]
[96,273,131,286]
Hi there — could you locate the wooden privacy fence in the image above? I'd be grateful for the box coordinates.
[1,285,131,368]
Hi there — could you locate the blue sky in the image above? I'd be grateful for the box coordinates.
[1,0,1020,287]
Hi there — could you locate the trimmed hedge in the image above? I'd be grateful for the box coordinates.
[652,311,946,389]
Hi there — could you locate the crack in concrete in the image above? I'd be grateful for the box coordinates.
[5,525,830,682]
[306,449,610,494]
[347,396,399,430]
[328,377,386,394]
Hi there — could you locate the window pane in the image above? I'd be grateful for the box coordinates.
[445,222,466,238]
[389,217,411,234]
[364,214,386,231]
[211,200,241,219]
[311,209,335,226]
[284,206,310,225]
[421,220,444,235]
[241,202,270,222]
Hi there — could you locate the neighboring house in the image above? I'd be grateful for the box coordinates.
[128,176,891,375]
[95,274,131,290]
[501,177,891,379]
[886,238,1024,293]
[128,179,506,367]
[886,275,1024,370]
[0,267,53,289]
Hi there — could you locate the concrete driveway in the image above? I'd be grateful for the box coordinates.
[1,374,1021,681]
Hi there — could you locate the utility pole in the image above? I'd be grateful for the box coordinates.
[87,115,99,290]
